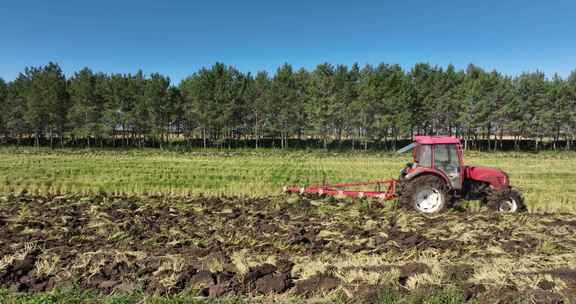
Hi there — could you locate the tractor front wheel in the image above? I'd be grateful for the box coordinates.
[486,187,527,213]
[400,175,451,214]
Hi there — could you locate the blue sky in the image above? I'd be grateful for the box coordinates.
[0,0,575,84]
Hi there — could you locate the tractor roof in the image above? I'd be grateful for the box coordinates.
[414,136,460,145]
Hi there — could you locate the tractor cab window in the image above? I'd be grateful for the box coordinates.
[434,144,460,176]
[415,144,432,168]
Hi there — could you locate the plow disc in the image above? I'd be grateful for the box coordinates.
[283,179,398,200]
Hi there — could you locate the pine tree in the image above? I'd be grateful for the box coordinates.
[68,67,104,147]
[270,64,300,149]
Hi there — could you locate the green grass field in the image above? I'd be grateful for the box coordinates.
[0,147,575,212]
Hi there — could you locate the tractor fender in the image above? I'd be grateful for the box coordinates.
[464,166,509,189]
[404,168,452,189]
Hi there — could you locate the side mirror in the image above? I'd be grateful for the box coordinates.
[400,162,415,176]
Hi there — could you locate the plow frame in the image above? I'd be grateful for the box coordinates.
[283,179,398,200]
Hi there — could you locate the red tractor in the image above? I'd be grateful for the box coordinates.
[284,136,526,214]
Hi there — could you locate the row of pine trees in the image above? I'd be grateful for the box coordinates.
[0,62,575,150]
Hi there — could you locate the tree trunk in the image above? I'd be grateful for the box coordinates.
[498,129,501,151]
[486,123,491,152]
[393,129,398,151]
[463,128,468,151]
[383,131,388,152]
[49,128,54,149]
[203,127,207,149]
[555,125,561,151]
[363,129,368,152]
[255,112,259,149]
[228,129,232,150]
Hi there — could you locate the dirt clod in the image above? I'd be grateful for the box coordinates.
[243,264,276,284]
[190,271,215,289]
[208,284,229,297]
[444,264,474,281]
[538,280,555,291]
[399,263,429,285]
[98,280,119,290]
[463,283,486,301]
[255,273,290,294]
[295,274,340,296]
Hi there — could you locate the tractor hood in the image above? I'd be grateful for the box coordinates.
[464,166,509,189]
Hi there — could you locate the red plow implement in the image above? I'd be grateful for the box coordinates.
[283,179,398,200]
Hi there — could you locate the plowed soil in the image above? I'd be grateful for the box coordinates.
[1,193,575,303]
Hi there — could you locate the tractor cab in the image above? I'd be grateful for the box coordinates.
[398,136,464,190]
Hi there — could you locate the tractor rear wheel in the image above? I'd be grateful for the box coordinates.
[486,187,527,213]
[400,175,451,214]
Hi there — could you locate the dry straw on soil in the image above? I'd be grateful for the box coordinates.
[0,193,575,303]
